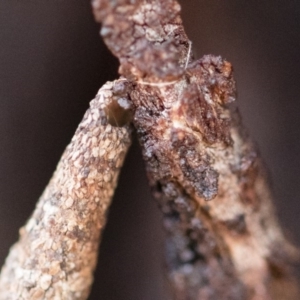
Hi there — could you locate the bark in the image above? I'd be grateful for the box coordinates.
[93,0,299,299]
[0,0,298,299]
[0,81,132,299]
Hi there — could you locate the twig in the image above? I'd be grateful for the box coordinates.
[0,0,298,299]
[0,81,132,299]
[93,0,299,299]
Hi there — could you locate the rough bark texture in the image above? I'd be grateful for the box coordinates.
[93,0,299,299]
[0,0,298,299]
[0,81,132,299]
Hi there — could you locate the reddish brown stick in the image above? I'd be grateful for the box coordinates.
[93,0,299,299]
[0,1,298,299]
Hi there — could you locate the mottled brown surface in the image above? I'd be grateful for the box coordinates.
[93,0,299,299]
[92,0,190,80]
[0,0,298,299]
[0,1,300,300]
[0,81,131,299]
[130,59,299,299]
[129,57,245,299]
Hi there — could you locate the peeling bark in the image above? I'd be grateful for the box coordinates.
[0,81,132,299]
[93,0,299,299]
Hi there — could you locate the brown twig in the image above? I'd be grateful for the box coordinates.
[93,0,299,299]
[0,0,298,299]
[0,81,131,299]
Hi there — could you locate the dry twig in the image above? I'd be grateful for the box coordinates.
[0,0,298,299]
[0,82,131,299]
[93,0,299,299]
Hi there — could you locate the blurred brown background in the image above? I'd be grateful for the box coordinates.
[0,1,299,299]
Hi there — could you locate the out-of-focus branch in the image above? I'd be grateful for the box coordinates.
[0,81,132,299]
[93,0,299,299]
